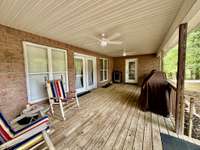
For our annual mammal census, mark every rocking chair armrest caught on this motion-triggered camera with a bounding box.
[10,114,27,125]
[0,123,48,149]
[14,115,49,134]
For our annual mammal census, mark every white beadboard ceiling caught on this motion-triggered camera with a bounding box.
[0,0,184,56]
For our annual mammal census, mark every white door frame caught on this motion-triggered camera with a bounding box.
[125,58,138,83]
[74,53,97,93]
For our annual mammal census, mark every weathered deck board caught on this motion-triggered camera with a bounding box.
[143,112,153,150]
[49,84,200,150]
[85,86,136,150]
[152,113,163,150]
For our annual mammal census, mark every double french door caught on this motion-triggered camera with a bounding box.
[74,54,97,93]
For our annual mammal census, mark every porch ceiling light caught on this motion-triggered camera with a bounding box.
[123,51,126,56]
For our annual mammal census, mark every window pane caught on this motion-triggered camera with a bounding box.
[100,71,104,81]
[128,62,135,80]
[104,59,108,70]
[29,74,48,100]
[75,58,84,89]
[129,72,135,80]
[100,59,104,70]
[104,70,108,80]
[75,58,83,75]
[27,45,48,73]
[52,49,66,72]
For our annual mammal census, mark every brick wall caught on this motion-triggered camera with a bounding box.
[113,54,160,85]
[0,25,113,120]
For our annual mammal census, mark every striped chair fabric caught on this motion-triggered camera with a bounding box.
[46,80,66,102]
[0,112,49,149]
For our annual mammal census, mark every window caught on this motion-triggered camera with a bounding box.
[100,58,108,82]
[23,42,68,103]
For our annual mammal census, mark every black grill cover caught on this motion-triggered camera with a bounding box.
[140,70,170,117]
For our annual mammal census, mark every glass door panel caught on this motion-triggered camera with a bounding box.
[75,57,85,92]
[128,61,136,80]
[104,59,108,81]
[125,59,138,83]
[86,58,96,90]
[87,59,94,86]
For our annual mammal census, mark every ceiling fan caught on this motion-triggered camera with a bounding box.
[92,33,122,47]
[122,49,136,56]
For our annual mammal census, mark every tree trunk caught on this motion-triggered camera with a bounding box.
[195,67,200,79]
[190,69,192,79]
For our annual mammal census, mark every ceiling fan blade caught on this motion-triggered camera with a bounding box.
[107,33,121,40]
[89,36,102,42]
[107,41,122,45]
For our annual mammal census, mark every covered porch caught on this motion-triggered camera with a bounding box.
[0,0,200,149]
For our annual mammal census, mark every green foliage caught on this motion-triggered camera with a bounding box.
[164,27,200,79]
[164,47,178,79]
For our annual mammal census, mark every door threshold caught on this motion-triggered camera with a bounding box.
[77,91,91,97]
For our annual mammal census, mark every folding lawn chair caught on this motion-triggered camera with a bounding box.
[0,112,55,150]
[46,79,80,120]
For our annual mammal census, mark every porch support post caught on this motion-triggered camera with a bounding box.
[160,51,164,71]
[176,23,188,135]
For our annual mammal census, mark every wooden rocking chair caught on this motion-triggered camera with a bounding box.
[46,79,80,120]
[0,112,55,150]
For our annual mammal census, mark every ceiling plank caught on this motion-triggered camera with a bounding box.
[158,0,197,54]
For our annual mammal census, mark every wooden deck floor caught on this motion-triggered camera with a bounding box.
[50,84,200,150]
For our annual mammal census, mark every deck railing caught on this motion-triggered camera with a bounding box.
[168,81,177,122]
[184,91,200,138]
[168,80,200,139]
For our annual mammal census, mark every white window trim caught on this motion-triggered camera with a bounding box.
[23,41,69,104]
[100,58,109,82]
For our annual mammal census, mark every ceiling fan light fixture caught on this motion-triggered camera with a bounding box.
[123,51,126,56]
[100,40,107,47]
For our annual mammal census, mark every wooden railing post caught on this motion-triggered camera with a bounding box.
[160,51,164,71]
[188,97,195,137]
[176,23,188,135]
